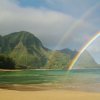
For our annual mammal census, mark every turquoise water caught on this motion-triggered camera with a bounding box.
[0,69,100,92]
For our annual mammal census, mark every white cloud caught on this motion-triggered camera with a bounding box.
[0,0,99,50]
[0,0,74,47]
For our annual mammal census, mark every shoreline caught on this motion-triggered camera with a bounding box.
[0,83,99,93]
[0,69,63,72]
[0,69,21,72]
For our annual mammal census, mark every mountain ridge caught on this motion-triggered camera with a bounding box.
[0,31,98,69]
[74,50,99,69]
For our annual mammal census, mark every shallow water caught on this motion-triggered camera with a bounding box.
[0,69,100,92]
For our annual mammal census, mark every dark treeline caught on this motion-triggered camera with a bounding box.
[0,54,15,69]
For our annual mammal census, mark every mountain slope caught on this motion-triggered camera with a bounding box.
[44,51,71,69]
[58,48,77,59]
[1,31,48,68]
[2,31,44,53]
[0,31,98,69]
[0,31,78,69]
[74,50,99,69]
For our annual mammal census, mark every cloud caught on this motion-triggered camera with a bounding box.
[0,0,99,50]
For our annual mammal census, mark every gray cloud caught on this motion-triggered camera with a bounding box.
[0,0,99,51]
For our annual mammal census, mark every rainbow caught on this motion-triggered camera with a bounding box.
[68,32,100,70]
[54,3,100,49]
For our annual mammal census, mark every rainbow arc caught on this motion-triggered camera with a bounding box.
[68,32,100,70]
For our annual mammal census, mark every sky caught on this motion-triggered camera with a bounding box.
[0,0,100,63]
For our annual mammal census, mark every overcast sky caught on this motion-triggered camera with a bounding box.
[0,0,100,63]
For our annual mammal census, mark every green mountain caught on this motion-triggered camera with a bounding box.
[1,31,98,69]
[1,31,48,68]
[44,51,71,69]
[58,48,77,59]
[0,31,98,69]
[74,50,99,69]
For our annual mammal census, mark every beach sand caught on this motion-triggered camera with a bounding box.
[0,89,100,100]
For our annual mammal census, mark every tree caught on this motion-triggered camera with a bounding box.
[0,54,15,69]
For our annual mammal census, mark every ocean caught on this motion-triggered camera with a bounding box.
[0,69,100,92]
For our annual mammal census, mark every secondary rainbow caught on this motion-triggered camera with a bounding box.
[68,32,100,70]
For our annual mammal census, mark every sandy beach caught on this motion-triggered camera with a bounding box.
[0,89,100,100]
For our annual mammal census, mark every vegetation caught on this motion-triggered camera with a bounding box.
[45,51,71,69]
[0,31,78,69]
[0,54,15,69]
